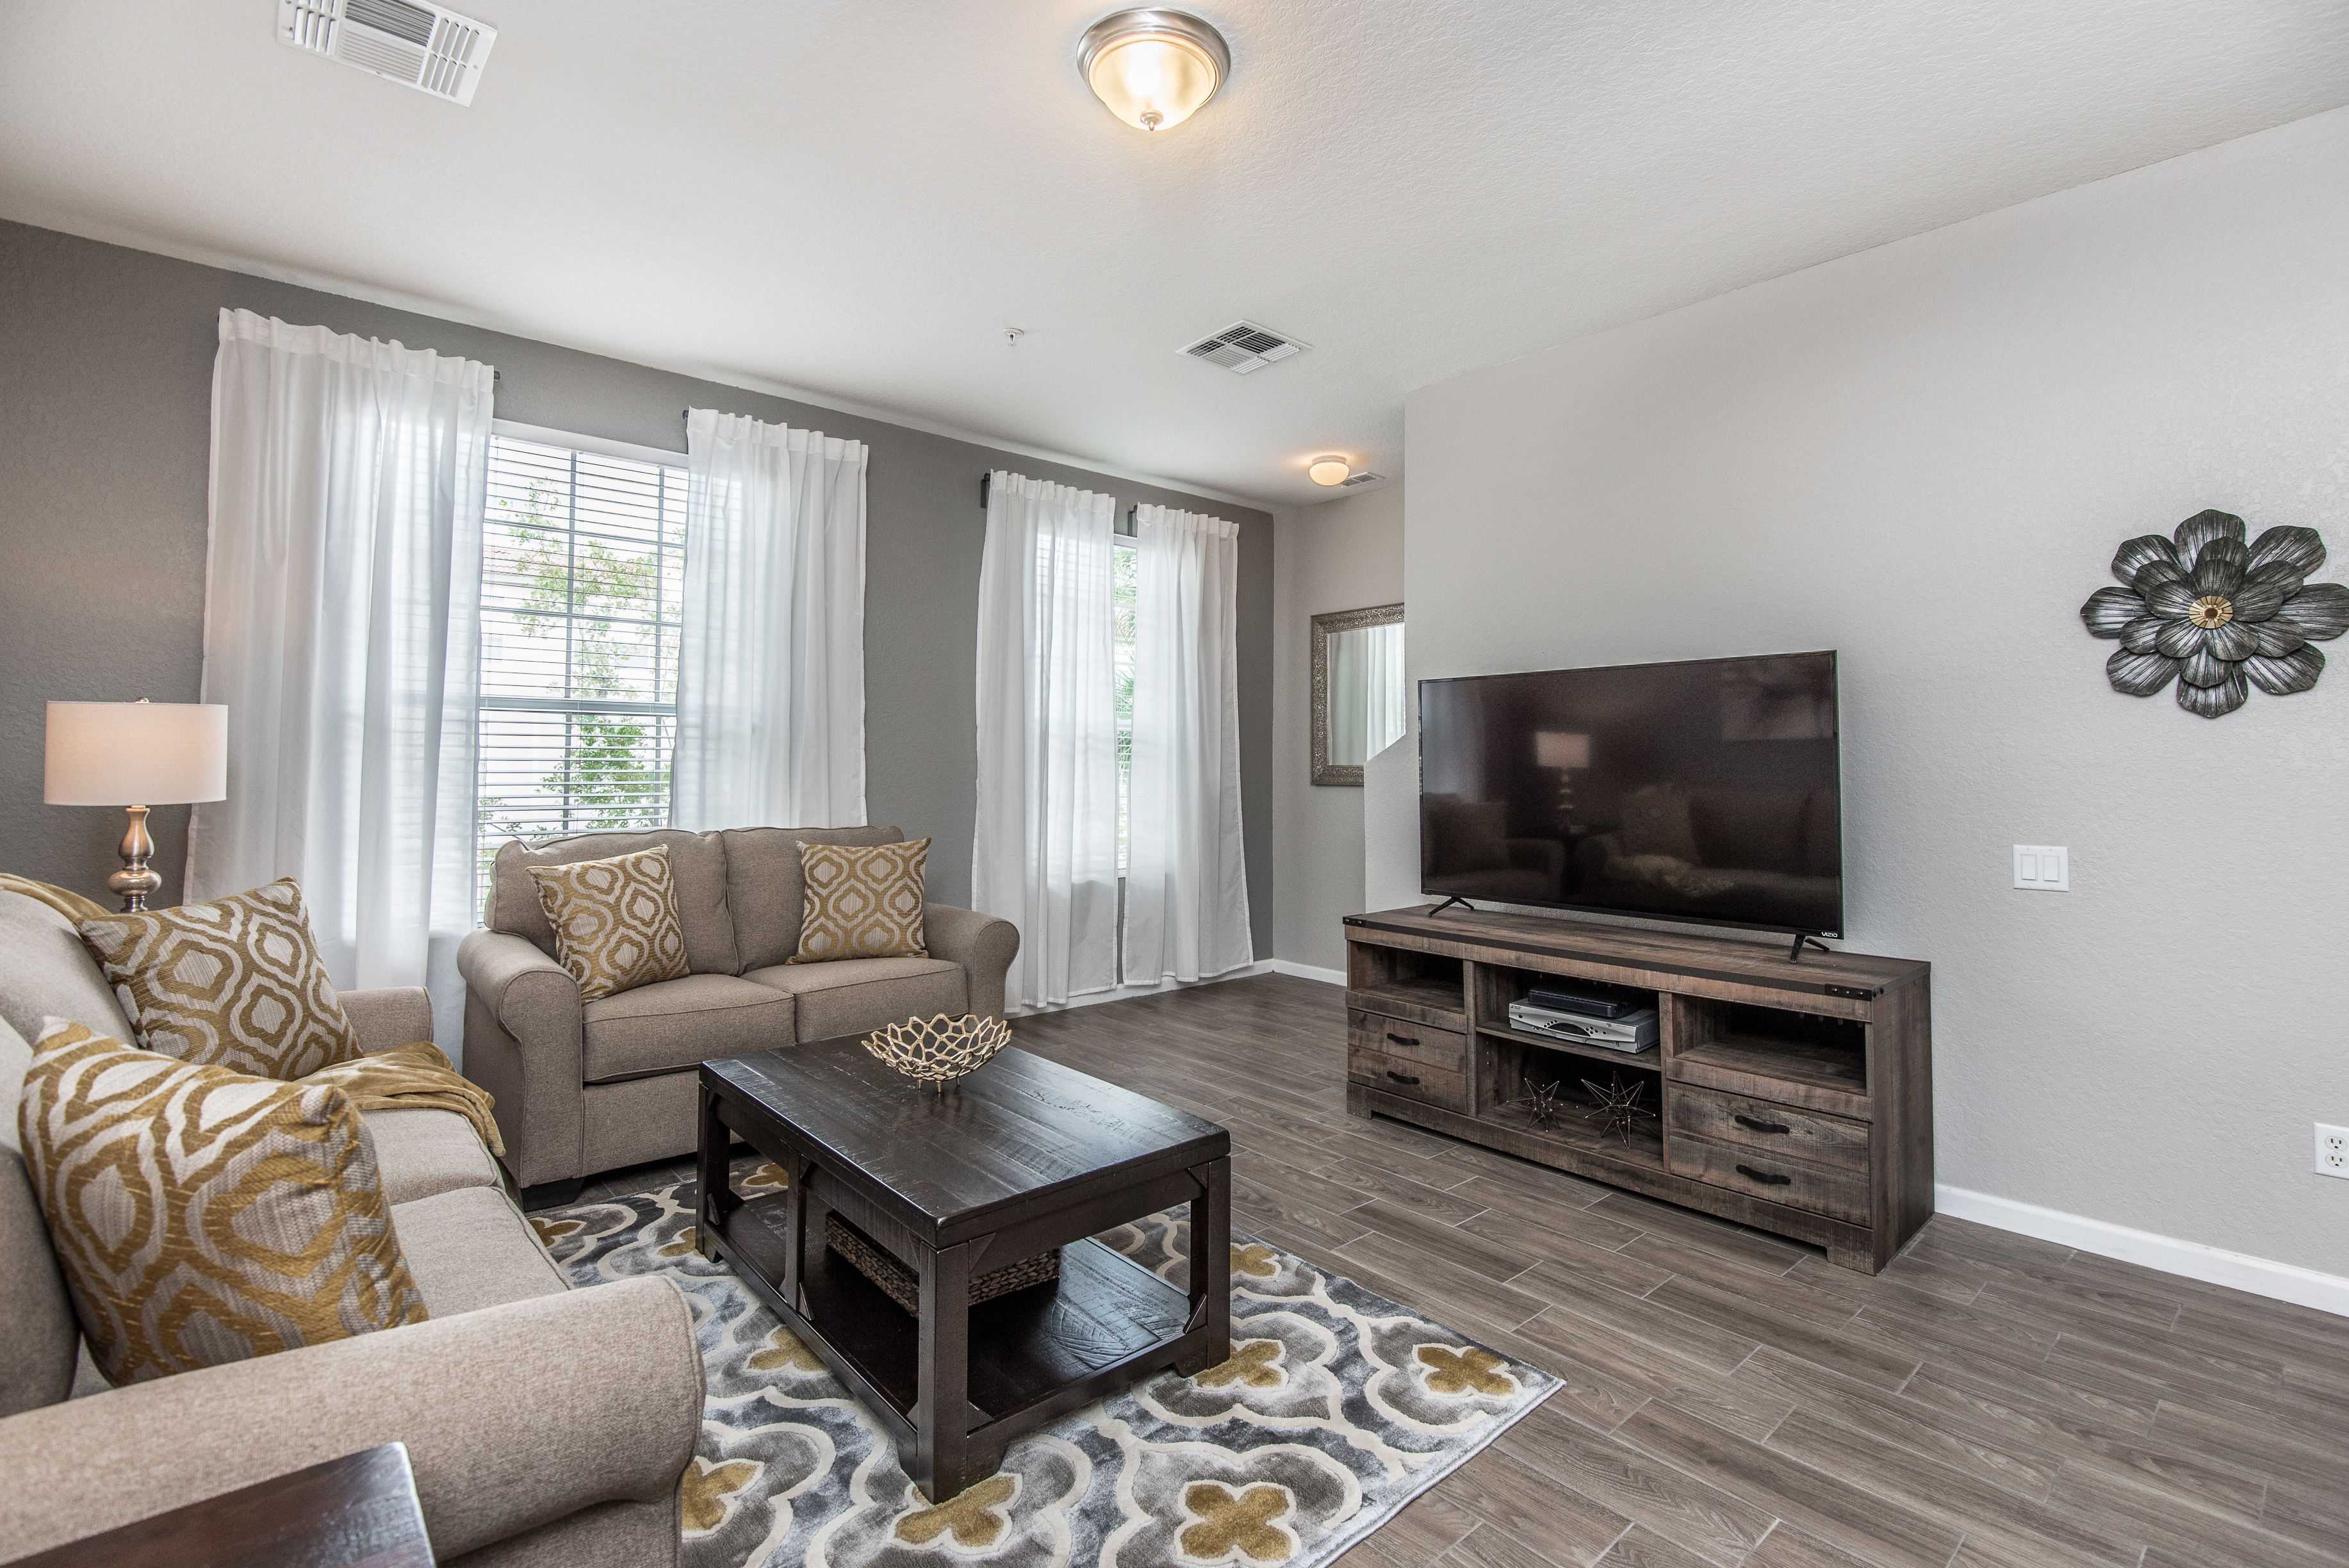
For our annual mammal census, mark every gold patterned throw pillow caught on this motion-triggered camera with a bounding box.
[788,839,930,964]
[17,1019,428,1386]
[78,878,359,1079]
[527,846,691,1000]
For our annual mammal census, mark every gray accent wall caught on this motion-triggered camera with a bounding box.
[1272,485,1405,974]
[0,220,1272,960]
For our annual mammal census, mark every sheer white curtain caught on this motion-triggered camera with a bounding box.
[1124,503,1254,983]
[972,472,1120,1008]
[188,308,491,1045]
[671,409,867,830]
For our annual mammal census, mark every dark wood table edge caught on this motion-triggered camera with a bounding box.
[14,1441,432,1568]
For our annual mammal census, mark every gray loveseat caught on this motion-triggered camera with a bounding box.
[457,825,1020,1202]
[0,887,704,1566]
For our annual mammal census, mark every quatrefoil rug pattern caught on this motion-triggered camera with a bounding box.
[537,1174,1554,1567]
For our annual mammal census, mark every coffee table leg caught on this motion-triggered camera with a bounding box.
[913,1238,974,1503]
[696,1086,731,1264]
[1178,1156,1232,1375]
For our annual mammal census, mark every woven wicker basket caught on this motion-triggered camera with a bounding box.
[823,1211,1060,1314]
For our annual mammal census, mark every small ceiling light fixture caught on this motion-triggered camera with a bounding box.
[1308,455,1353,487]
[1079,9,1231,132]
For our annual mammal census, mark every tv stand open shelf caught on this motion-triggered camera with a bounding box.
[1343,905,1932,1273]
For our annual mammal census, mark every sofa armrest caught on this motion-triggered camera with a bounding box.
[0,1277,701,1563]
[923,903,1020,1022]
[342,986,434,1054]
[456,929,585,1190]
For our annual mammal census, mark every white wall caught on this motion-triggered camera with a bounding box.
[1402,108,2349,1279]
[1273,485,1407,974]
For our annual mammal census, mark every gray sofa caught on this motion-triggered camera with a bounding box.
[458,825,1020,1202]
[0,887,704,1566]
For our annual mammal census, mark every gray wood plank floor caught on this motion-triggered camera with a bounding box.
[593,974,2349,1568]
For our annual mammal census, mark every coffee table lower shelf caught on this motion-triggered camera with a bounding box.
[713,1194,1195,1458]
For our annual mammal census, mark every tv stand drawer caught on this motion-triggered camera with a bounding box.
[1666,1132,1868,1225]
[1667,1086,1869,1173]
[1346,1011,1468,1075]
[1346,1046,1468,1113]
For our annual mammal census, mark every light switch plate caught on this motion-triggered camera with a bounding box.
[2013,845,2070,891]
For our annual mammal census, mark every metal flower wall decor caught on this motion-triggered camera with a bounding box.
[2081,510,2347,719]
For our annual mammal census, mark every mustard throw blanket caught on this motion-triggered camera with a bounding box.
[1,874,503,1156]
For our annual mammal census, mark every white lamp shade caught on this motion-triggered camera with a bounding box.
[45,702,228,806]
[1534,731,1591,770]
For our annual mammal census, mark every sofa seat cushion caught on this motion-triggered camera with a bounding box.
[580,974,795,1084]
[742,956,967,1043]
[364,1107,504,1207]
[388,1186,568,1316]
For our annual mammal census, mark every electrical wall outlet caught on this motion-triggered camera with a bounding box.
[2318,1124,2349,1180]
[2013,845,2070,891]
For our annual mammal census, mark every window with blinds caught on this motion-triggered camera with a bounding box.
[1112,538,1137,872]
[477,430,685,895]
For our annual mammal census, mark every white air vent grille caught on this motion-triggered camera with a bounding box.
[1339,471,1385,487]
[278,0,498,106]
[1178,321,1307,376]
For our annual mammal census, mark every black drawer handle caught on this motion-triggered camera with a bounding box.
[1734,1115,1793,1135]
[1735,1164,1792,1186]
[1385,1033,1419,1047]
[1386,1070,1421,1086]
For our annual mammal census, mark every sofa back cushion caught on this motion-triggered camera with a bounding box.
[0,1015,78,1416]
[490,829,739,976]
[722,827,906,974]
[0,892,137,1055]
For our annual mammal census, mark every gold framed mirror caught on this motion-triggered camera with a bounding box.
[1311,602,1405,786]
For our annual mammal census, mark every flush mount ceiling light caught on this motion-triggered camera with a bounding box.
[1079,9,1230,132]
[1308,455,1352,487]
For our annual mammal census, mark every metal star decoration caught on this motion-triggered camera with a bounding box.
[1503,1077,1571,1128]
[1581,1074,1657,1145]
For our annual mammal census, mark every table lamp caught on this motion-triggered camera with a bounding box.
[1533,731,1591,828]
[45,699,228,912]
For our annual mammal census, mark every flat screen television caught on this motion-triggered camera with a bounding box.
[1418,651,1842,940]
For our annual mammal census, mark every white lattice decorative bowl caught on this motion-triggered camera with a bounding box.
[862,1013,1012,1088]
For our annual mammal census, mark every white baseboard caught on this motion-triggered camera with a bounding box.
[1267,959,1346,986]
[1935,1184,2349,1319]
[1005,962,1275,1017]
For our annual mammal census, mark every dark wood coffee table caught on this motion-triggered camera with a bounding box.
[697,1038,1231,1503]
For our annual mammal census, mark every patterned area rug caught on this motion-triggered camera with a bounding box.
[534,1166,1555,1568]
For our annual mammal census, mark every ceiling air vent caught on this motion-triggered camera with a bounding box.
[278,0,498,106]
[1339,471,1384,487]
[1179,321,1307,376]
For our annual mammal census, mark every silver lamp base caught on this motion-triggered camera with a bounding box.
[108,804,160,913]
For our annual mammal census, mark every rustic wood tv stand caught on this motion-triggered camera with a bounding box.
[1343,905,1931,1273]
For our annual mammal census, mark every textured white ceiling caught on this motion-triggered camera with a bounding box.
[3,1,2345,506]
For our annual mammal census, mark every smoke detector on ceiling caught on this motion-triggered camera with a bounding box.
[278,0,498,106]
[1179,322,1307,375]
